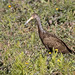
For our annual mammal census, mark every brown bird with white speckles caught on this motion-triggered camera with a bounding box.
[25,13,75,54]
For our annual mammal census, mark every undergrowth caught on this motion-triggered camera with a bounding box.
[0,0,75,75]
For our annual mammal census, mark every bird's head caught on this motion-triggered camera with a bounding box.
[24,13,38,25]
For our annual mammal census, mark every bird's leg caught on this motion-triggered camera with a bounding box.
[45,45,53,53]
[43,46,52,56]
[48,47,53,52]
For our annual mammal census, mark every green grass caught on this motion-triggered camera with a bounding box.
[0,0,75,75]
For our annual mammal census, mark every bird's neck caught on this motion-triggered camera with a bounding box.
[36,17,45,33]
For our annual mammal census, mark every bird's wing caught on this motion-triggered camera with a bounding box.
[43,34,68,52]
[43,36,63,47]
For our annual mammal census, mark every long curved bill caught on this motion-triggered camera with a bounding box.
[24,17,33,25]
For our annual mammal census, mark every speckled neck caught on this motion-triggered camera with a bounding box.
[36,16,45,33]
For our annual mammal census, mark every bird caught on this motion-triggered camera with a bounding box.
[25,13,75,54]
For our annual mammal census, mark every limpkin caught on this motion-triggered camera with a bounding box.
[25,13,75,54]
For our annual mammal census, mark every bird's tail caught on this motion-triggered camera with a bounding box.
[69,49,75,54]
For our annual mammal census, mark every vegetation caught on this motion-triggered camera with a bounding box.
[0,0,75,75]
